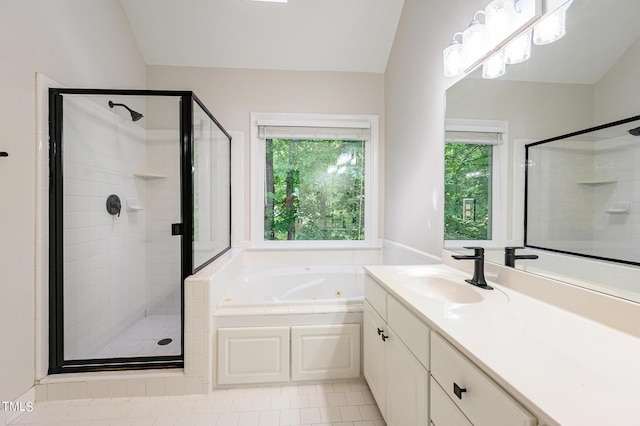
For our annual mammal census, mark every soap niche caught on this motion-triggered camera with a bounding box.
[126,198,144,212]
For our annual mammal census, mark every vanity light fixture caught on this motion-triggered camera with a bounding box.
[462,11,490,69]
[443,0,574,79]
[443,32,464,77]
[533,0,573,45]
[505,29,532,64]
[482,50,506,79]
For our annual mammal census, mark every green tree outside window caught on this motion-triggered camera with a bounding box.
[444,143,492,240]
[265,138,365,241]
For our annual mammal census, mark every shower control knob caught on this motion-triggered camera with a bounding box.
[377,328,383,335]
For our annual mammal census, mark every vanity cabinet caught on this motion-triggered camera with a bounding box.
[364,276,429,426]
[430,332,536,426]
[364,271,540,426]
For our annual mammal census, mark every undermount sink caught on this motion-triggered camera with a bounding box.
[393,267,508,305]
[402,276,484,303]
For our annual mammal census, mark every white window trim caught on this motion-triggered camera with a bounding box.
[445,118,509,249]
[250,112,380,249]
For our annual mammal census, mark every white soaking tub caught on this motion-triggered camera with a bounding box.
[213,265,364,385]
[217,265,364,308]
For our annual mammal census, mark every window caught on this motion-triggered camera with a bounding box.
[444,120,508,246]
[445,141,493,240]
[251,113,379,247]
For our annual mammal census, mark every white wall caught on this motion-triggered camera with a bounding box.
[145,66,386,244]
[383,0,487,259]
[0,0,145,401]
[595,37,640,123]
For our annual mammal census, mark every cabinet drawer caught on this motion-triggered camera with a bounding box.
[431,333,536,426]
[365,275,387,320]
[430,377,472,426]
[387,295,429,369]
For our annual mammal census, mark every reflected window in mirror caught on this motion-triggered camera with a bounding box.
[445,119,508,248]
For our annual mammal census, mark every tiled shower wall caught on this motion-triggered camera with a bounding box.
[591,139,640,259]
[528,139,640,259]
[62,97,147,360]
[144,130,181,316]
[527,141,596,247]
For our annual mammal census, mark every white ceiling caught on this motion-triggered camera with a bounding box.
[119,0,405,73]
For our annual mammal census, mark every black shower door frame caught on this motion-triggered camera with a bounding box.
[48,88,231,373]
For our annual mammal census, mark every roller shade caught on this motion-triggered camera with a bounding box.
[445,131,502,145]
[258,122,371,141]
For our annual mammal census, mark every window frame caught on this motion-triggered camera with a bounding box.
[250,112,379,248]
[445,118,509,248]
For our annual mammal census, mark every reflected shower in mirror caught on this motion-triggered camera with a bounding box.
[526,116,640,266]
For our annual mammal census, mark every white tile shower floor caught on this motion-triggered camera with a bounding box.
[10,381,385,426]
[92,315,181,359]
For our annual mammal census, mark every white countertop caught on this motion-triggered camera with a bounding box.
[364,264,640,426]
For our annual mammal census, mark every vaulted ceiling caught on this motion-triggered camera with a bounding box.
[120,0,405,73]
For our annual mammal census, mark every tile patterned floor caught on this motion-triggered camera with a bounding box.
[10,381,385,426]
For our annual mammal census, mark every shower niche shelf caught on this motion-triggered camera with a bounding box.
[134,172,168,179]
[576,179,617,185]
[126,198,144,212]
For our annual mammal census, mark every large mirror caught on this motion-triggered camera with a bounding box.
[445,0,640,303]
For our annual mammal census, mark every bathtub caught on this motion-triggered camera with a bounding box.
[213,264,365,385]
[217,265,364,309]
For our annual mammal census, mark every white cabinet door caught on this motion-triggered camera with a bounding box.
[363,301,387,417]
[291,324,360,382]
[217,326,290,385]
[386,327,428,426]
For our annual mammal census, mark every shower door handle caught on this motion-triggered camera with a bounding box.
[171,223,184,236]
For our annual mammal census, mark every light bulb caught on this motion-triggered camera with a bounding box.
[443,33,464,77]
[505,29,532,64]
[485,0,516,47]
[462,12,490,69]
[533,0,573,45]
[482,51,506,79]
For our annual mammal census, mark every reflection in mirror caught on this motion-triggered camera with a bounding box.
[445,0,640,303]
[526,116,640,266]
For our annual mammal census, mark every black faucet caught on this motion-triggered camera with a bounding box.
[504,247,539,268]
[451,247,493,290]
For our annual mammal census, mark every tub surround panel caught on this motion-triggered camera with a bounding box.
[291,324,361,382]
[217,326,290,385]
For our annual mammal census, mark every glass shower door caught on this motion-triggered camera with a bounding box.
[51,91,184,370]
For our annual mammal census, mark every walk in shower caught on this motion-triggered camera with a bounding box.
[48,89,231,373]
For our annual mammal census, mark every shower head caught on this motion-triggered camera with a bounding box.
[628,126,640,136]
[108,101,144,122]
